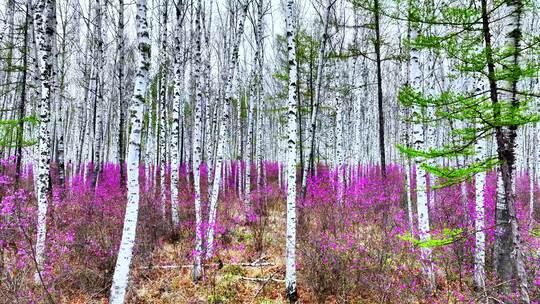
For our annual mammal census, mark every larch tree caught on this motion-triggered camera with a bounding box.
[490,0,529,300]
[398,0,539,301]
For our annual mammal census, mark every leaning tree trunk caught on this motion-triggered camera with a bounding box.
[302,0,332,192]
[206,4,248,259]
[246,0,264,199]
[33,0,55,283]
[109,0,151,302]
[284,0,298,301]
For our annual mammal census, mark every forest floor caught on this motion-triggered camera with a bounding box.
[126,202,320,304]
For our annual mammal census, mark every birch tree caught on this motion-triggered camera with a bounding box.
[158,0,169,217]
[33,0,55,283]
[474,123,486,291]
[408,18,435,290]
[109,0,151,301]
[284,0,298,300]
[206,2,249,259]
[117,0,127,185]
[191,0,204,282]
[244,0,265,203]
[170,0,187,228]
[302,0,332,192]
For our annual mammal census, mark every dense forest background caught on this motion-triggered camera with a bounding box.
[0,0,539,303]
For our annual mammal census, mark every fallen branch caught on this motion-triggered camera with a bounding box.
[139,261,275,270]
[239,276,285,283]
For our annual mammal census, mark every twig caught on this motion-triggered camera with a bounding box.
[239,276,284,283]
[250,271,278,304]
[139,261,275,270]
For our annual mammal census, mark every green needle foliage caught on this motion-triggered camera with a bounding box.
[397,0,540,187]
[0,116,38,148]
[400,228,464,248]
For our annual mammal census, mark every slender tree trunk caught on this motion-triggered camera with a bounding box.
[206,4,248,259]
[51,1,66,188]
[170,0,186,228]
[192,0,204,282]
[158,0,170,217]
[409,18,435,290]
[335,68,344,204]
[302,0,332,192]
[91,0,105,188]
[474,121,486,291]
[118,0,127,186]
[109,0,151,301]
[16,0,32,185]
[33,0,55,283]
[285,0,298,300]
[373,0,386,178]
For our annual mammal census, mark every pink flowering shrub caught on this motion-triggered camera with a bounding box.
[0,158,538,302]
[298,164,540,302]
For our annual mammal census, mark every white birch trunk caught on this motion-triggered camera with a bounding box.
[474,129,486,291]
[192,0,204,282]
[158,0,169,217]
[109,0,150,301]
[170,0,186,227]
[409,23,435,290]
[302,0,331,190]
[244,92,254,202]
[335,77,344,204]
[33,0,55,283]
[206,5,248,259]
[285,0,298,300]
